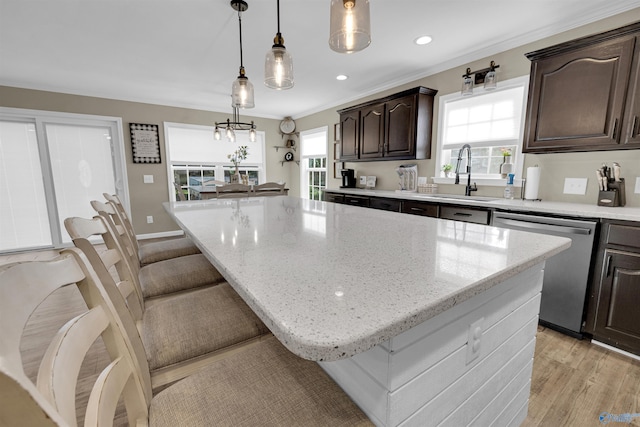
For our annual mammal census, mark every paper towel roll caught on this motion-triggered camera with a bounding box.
[524,166,541,200]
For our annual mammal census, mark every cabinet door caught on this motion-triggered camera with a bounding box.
[593,249,640,356]
[343,195,369,207]
[624,36,640,146]
[385,94,416,158]
[524,36,635,152]
[369,197,401,212]
[401,200,438,217]
[360,104,384,159]
[340,110,359,160]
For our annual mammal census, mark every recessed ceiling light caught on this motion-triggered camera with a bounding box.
[414,35,433,45]
[336,74,349,81]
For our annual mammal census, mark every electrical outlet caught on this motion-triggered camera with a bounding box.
[563,177,588,195]
[143,175,154,184]
[146,216,153,224]
[359,175,367,185]
[466,317,484,365]
[635,177,640,194]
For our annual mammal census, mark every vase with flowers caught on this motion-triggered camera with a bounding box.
[499,148,513,178]
[227,145,248,183]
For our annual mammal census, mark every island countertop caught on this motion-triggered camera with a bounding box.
[164,196,570,361]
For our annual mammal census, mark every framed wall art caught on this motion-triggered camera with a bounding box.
[130,123,161,164]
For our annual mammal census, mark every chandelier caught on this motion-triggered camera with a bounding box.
[215,0,257,142]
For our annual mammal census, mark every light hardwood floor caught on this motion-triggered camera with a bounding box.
[3,246,640,426]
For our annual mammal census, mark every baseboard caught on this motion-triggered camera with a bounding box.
[591,340,640,362]
[136,230,185,240]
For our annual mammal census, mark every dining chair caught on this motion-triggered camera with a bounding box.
[90,200,219,300]
[173,182,187,201]
[103,193,200,266]
[64,215,270,389]
[0,251,373,426]
[215,183,251,199]
[252,181,286,196]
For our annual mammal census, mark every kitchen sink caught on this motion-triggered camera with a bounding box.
[414,194,499,202]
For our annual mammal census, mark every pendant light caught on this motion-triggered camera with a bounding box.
[329,0,371,54]
[214,0,257,143]
[264,0,294,89]
[230,0,254,109]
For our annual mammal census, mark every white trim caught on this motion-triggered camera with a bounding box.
[299,126,329,199]
[433,75,529,186]
[591,340,640,362]
[163,121,266,199]
[0,107,129,247]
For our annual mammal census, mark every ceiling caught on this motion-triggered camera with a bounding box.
[1,1,638,120]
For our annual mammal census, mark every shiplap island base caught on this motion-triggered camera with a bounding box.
[164,197,570,427]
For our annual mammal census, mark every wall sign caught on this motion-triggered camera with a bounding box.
[130,123,161,164]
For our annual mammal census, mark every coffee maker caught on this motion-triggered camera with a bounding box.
[340,168,356,188]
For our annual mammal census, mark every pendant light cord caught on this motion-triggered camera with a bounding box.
[237,8,244,70]
[276,0,281,34]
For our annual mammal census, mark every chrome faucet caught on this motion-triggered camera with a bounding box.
[454,144,478,196]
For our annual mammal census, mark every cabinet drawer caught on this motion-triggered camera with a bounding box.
[344,195,370,207]
[606,224,640,249]
[402,201,438,217]
[440,206,490,225]
[324,192,344,204]
[369,197,401,212]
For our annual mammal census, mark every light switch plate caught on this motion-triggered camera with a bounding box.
[635,177,640,194]
[563,177,588,195]
[143,175,154,184]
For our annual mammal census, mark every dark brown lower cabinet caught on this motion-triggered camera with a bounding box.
[369,197,401,212]
[586,222,640,356]
[401,200,438,217]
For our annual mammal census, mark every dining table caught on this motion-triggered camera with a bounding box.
[164,195,569,426]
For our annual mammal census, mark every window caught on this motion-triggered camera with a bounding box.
[0,108,127,252]
[299,127,328,200]
[434,76,529,186]
[164,123,266,200]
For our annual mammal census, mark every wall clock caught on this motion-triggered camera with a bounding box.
[280,117,296,134]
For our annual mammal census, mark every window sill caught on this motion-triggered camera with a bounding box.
[432,176,522,187]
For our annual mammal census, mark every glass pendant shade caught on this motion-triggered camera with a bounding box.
[265,44,294,89]
[249,128,256,142]
[214,128,221,140]
[329,0,371,53]
[231,73,255,109]
[461,75,474,96]
[484,70,497,90]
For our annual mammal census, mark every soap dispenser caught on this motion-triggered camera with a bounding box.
[504,173,515,199]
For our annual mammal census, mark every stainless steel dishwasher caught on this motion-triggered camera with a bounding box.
[492,211,598,337]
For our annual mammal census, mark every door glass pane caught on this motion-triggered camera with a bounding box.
[0,121,52,251]
[46,124,116,243]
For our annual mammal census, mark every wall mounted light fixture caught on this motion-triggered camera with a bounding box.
[461,61,500,96]
[329,0,371,54]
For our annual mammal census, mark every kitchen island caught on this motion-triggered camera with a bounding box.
[164,196,570,426]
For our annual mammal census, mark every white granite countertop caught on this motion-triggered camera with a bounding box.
[164,196,570,361]
[326,188,640,222]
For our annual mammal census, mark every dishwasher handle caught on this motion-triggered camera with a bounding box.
[493,216,592,235]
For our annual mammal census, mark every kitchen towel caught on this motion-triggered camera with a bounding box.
[524,166,541,200]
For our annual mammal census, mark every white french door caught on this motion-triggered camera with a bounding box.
[0,108,128,252]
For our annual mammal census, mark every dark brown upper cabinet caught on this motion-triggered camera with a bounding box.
[523,22,640,153]
[339,86,437,161]
[340,109,360,161]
